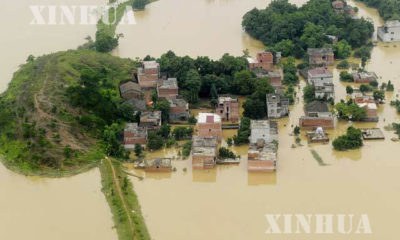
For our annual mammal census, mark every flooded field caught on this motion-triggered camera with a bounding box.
[125,1,400,240]
[0,163,117,240]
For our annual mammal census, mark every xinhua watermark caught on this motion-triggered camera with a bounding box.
[29,5,136,25]
[265,214,372,234]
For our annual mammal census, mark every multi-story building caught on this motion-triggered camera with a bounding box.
[192,136,218,169]
[197,113,222,142]
[266,94,289,119]
[215,96,239,122]
[247,120,279,172]
[247,51,274,71]
[315,83,335,100]
[140,111,162,130]
[378,20,400,42]
[299,101,335,129]
[307,67,333,86]
[124,123,147,150]
[137,61,160,89]
[307,48,334,66]
[157,78,179,99]
[119,81,142,100]
[168,98,189,121]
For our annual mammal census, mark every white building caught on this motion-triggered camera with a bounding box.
[378,20,400,42]
[249,120,278,145]
[307,67,333,86]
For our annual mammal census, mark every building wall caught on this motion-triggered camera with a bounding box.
[247,160,276,172]
[309,75,333,85]
[138,74,158,88]
[158,88,178,99]
[309,54,334,66]
[299,117,335,129]
[170,106,189,120]
[192,155,216,169]
[198,122,222,142]
[378,26,400,42]
[269,77,282,88]
[216,102,239,122]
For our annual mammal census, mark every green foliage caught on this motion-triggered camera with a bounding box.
[387,80,395,91]
[134,144,143,157]
[337,60,350,69]
[172,127,193,140]
[133,0,149,9]
[346,85,354,94]
[332,126,363,151]
[188,115,197,124]
[339,71,353,82]
[233,117,251,145]
[283,57,298,84]
[182,141,192,157]
[103,124,125,158]
[334,102,367,121]
[390,100,400,113]
[333,40,352,59]
[243,97,266,119]
[392,123,400,138]
[353,43,373,59]
[360,84,371,93]
[232,70,256,95]
[373,90,385,101]
[218,147,237,159]
[303,85,316,103]
[147,131,164,151]
[355,0,400,20]
[158,124,171,138]
[294,126,300,136]
[155,100,170,123]
[242,0,374,58]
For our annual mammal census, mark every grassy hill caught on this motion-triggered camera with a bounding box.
[0,50,137,176]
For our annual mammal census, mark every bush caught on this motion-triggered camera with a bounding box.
[172,127,193,140]
[233,117,251,145]
[340,71,353,82]
[182,141,192,157]
[332,126,363,151]
[337,60,350,69]
[218,147,237,159]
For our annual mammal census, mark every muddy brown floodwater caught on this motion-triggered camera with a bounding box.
[120,1,400,240]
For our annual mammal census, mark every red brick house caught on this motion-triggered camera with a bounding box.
[137,61,160,89]
[157,78,179,99]
[197,113,222,142]
[247,51,274,71]
[124,123,147,150]
[140,111,162,130]
[192,136,218,169]
[215,96,239,122]
[169,98,189,121]
[299,101,335,129]
[307,48,334,66]
[352,72,378,84]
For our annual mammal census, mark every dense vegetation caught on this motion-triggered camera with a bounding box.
[356,0,400,20]
[332,126,363,151]
[242,0,374,58]
[0,50,136,175]
[334,101,367,121]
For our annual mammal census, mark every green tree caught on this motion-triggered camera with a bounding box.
[158,124,171,138]
[332,126,363,151]
[133,0,149,10]
[182,69,202,103]
[303,85,316,103]
[373,90,385,102]
[232,70,255,95]
[147,131,164,150]
[346,85,354,95]
[155,99,171,123]
[103,123,124,157]
[134,144,143,157]
[333,40,352,59]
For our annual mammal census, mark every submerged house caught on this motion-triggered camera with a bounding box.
[307,48,334,66]
[141,158,172,172]
[215,96,239,122]
[157,78,179,99]
[248,120,279,172]
[299,101,335,129]
[247,51,274,71]
[266,94,289,119]
[378,20,400,42]
[119,81,143,100]
[137,61,160,89]
[140,111,162,130]
[192,136,218,169]
[124,123,147,150]
[168,98,189,121]
[308,67,335,100]
[197,113,222,142]
[315,83,335,100]
[352,71,378,84]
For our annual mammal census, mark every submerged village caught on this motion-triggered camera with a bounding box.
[121,3,400,174]
[2,0,400,240]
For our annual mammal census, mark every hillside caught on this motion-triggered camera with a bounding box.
[0,50,137,176]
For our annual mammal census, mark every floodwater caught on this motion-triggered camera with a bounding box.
[125,1,400,240]
[115,0,308,59]
[0,1,117,240]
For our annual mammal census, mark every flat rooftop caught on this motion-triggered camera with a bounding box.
[159,78,178,89]
[198,113,221,124]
